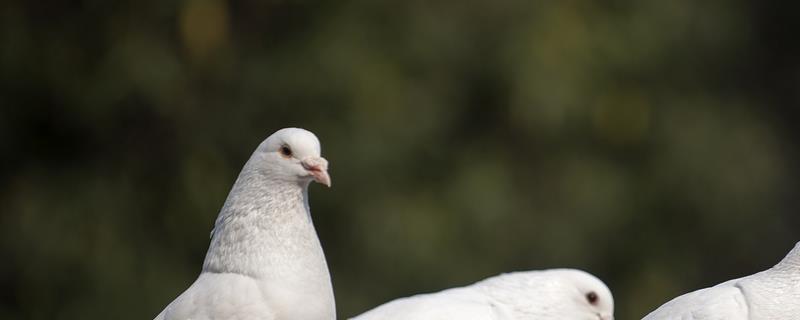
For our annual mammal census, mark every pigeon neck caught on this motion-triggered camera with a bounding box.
[475,274,540,317]
[774,242,800,272]
[201,163,320,277]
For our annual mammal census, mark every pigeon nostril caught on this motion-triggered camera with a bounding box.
[302,159,331,187]
[302,158,328,172]
[303,164,321,173]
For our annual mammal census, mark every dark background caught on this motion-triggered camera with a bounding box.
[2,0,799,319]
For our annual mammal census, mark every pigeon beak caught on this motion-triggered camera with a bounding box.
[302,157,331,187]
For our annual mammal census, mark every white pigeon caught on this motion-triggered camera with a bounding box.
[154,128,335,320]
[643,241,800,320]
[351,269,614,320]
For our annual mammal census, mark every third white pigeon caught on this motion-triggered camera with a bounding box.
[643,241,800,320]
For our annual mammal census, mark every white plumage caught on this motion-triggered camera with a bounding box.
[643,241,800,320]
[351,269,614,320]
[154,128,335,320]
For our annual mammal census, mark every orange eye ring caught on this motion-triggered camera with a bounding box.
[279,145,293,158]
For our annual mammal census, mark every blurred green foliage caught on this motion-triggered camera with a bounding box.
[1,0,799,319]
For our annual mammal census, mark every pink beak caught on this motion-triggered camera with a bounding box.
[301,157,331,187]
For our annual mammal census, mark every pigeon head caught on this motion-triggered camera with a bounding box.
[482,269,614,320]
[256,128,331,187]
[560,269,615,320]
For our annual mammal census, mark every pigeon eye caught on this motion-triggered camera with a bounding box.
[585,292,598,305]
[279,145,293,158]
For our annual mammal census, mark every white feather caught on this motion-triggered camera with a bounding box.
[351,269,614,320]
[643,242,800,320]
[155,128,335,320]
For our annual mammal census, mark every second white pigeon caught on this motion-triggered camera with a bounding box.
[643,241,800,320]
[154,128,335,320]
[351,269,614,320]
